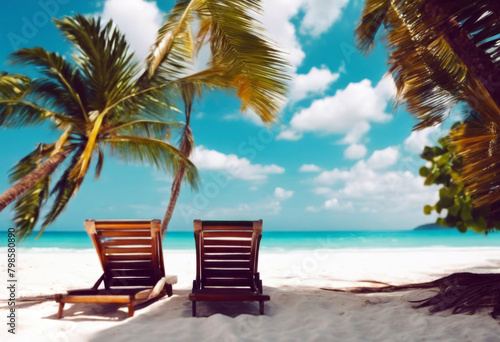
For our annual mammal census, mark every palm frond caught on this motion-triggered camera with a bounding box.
[143,0,200,84]
[8,144,54,182]
[105,120,182,140]
[202,0,289,123]
[9,146,53,240]
[9,47,88,121]
[0,73,31,99]
[54,15,140,111]
[94,146,105,180]
[13,176,50,241]
[105,135,198,189]
[69,111,105,188]
[356,0,500,214]
[41,148,83,233]
[356,0,390,52]
[0,99,72,128]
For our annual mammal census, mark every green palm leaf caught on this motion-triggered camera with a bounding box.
[10,47,88,121]
[105,135,198,189]
[54,15,140,111]
[105,120,182,141]
[13,177,50,241]
[143,0,199,83]
[203,0,289,123]
[9,145,54,240]
[41,148,83,233]
[356,0,500,214]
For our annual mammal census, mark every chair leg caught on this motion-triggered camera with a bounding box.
[166,284,173,297]
[259,301,264,315]
[192,301,196,317]
[128,301,135,318]
[57,302,65,319]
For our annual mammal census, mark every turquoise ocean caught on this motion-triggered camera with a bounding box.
[3,229,500,251]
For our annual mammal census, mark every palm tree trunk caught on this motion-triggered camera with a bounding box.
[0,149,70,212]
[160,87,194,238]
[161,164,186,237]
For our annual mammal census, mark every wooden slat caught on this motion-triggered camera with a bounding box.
[102,239,152,247]
[108,261,153,269]
[109,278,156,287]
[107,270,155,277]
[203,231,253,238]
[202,254,251,261]
[204,261,250,268]
[106,254,152,261]
[203,279,251,287]
[203,239,251,247]
[105,247,152,254]
[96,223,151,229]
[203,247,251,254]
[202,225,254,231]
[106,255,151,261]
[59,295,132,304]
[99,230,151,237]
[203,220,253,227]
[204,269,252,278]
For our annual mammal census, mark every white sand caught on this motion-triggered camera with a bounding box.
[2,247,500,342]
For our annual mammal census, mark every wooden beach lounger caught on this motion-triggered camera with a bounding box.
[54,219,177,319]
[189,219,270,316]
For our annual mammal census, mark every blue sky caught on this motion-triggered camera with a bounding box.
[0,0,458,232]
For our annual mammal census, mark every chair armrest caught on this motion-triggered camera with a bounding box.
[192,279,201,290]
[91,273,105,290]
[135,277,165,301]
[65,273,104,294]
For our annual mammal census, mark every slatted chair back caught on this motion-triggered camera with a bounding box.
[84,219,165,291]
[194,220,263,291]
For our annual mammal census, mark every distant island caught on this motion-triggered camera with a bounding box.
[413,223,453,231]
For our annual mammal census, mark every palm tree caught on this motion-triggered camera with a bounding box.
[140,0,290,236]
[355,0,500,317]
[356,0,500,216]
[0,15,198,240]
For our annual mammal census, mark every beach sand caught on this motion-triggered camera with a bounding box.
[3,247,500,341]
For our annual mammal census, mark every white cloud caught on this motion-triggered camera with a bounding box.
[404,126,442,154]
[366,146,399,170]
[298,164,322,172]
[274,187,294,200]
[202,187,294,218]
[276,129,303,141]
[261,0,350,66]
[309,154,439,214]
[204,201,283,218]
[344,144,367,160]
[285,75,396,142]
[190,146,285,181]
[300,0,350,37]
[322,198,354,211]
[102,0,164,60]
[249,186,258,191]
[289,67,339,102]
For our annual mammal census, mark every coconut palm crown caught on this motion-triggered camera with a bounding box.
[0,15,198,240]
